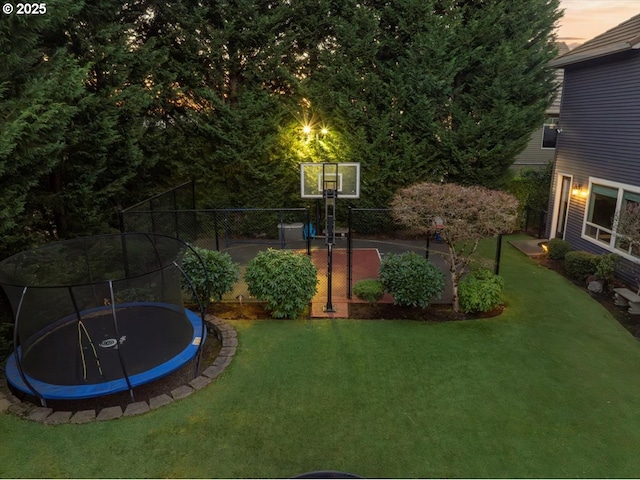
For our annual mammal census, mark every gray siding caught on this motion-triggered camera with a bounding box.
[511,126,556,171]
[547,51,640,283]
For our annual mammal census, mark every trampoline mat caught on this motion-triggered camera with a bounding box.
[19,304,194,385]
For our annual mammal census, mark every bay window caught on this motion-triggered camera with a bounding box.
[583,179,640,260]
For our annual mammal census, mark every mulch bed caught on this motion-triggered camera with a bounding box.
[208,300,502,322]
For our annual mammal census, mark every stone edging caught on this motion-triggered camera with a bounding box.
[0,315,236,424]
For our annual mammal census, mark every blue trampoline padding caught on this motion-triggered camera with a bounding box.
[5,303,206,400]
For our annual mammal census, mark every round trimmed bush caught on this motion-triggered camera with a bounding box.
[594,253,620,282]
[379,252,445,308]
[564,250,598,282]
[244,249,318,319]
[458,269,504,314]
[353,279,384,304]
[547,238,571,260]
[182,246,240,304]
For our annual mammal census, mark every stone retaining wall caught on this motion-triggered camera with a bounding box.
[0,315,235,424]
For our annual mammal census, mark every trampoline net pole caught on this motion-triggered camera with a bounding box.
[13,287,46,406]
[108,281,135,402]
[174,256,208,377]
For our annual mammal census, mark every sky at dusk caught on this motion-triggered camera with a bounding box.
[557,0,640,49]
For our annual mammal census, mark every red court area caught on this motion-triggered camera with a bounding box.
[309,248,393,318]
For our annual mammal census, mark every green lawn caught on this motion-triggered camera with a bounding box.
[1,235,640,478]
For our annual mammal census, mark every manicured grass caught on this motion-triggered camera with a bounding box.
[1,235,640,478]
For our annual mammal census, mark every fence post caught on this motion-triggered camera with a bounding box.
[494,234,503,275]
[173,189,180,240]
[150,201,156,234]
[212,210,220,251]
[118,209,125,233]
[279,210,285,249]
[306,207,311,256]
[538,210,547,239]
[426,235,430,260]
[347,207,353,299]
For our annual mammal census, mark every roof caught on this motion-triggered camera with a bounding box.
[550,13,640,68]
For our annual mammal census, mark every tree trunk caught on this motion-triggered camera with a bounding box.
[451,271,460,313]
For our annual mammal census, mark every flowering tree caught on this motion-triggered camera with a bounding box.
[613,203,640,286]
[615,203,640,251]
[391,182,519,312]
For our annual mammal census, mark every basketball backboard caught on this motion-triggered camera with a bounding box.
[300,163,360,199]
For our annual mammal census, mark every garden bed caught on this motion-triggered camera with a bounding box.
[208,300,503,322]
[536,256,639,337]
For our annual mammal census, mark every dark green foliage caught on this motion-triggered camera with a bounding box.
[565,251,598,282]
[244,249,318,319]
[309,0,562,202]
[594,253,620,282]
[353,279,384,304]
[507,163,553,224]
[547,238,571,260]
[0,1,172,256]
[379,252,445,308]
[458,269,504,314]
[182,247,240,305]
[0,0,562,255]
[115,287,156,304]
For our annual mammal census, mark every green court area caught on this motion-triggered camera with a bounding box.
[1,235,639,478]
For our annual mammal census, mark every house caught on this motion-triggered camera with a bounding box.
[546,13,640,283]
[511,42,569,172]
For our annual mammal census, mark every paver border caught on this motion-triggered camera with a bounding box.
[0,315,235,425]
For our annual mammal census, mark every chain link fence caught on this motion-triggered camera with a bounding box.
[120,181,195,218]
[121,208,311,301]
[120,190,505,305]
[521,206,548,239]
[347,208,437,299]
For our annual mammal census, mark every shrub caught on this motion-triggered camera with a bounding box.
[244,249,318,319]
[594,253,620,282]
[564,250,598,282]
[547,238,571,260]
[458,269,504,314]
[353,279,384,304]
[379,252,445,308]
[182,247,240,304]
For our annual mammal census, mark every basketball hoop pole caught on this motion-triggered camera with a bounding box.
[323,164,337,313]
[300,162,360,314]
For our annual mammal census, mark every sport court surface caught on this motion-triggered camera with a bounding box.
[210,237,454,318]
[310,242,453,318]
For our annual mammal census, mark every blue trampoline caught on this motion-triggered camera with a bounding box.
[0,234,208,405]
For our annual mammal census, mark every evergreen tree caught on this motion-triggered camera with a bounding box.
[0,5,85,253]
[0,0,562,255]
[304,0,561,204]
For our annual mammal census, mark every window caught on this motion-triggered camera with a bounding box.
[541,121,558,149]
[584,185,617,244]
[582,179,640,260]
